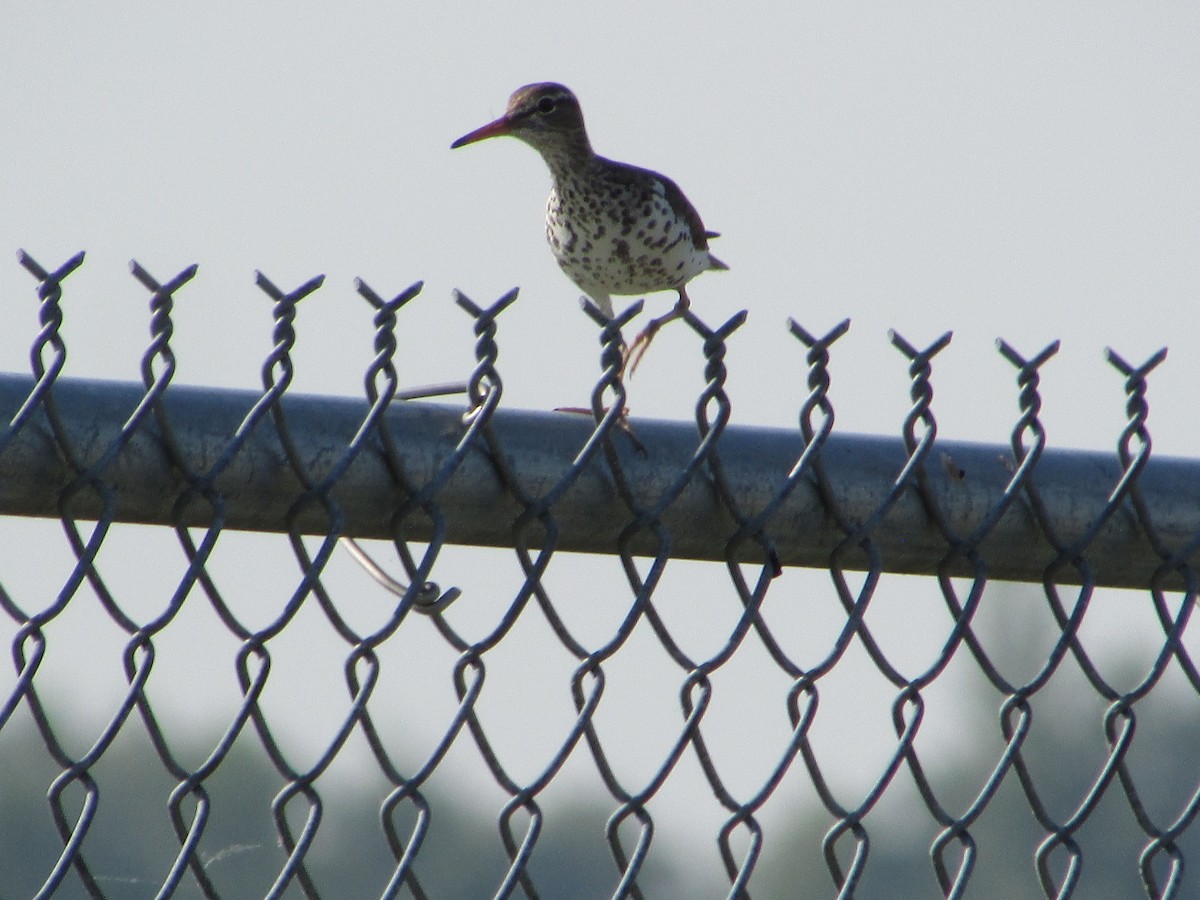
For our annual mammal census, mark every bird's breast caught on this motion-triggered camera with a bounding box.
[544,179,713,297]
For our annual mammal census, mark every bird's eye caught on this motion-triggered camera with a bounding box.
[537,97,557,114]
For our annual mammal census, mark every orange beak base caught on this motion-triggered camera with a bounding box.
[450,116,512,149]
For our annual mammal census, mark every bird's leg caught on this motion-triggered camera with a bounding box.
[553,404,646,455]
[624,288,690,375]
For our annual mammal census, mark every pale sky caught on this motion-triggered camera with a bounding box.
[1,2,1197,891]
[2,4,1197,446]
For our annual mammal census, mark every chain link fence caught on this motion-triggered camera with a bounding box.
[0,251,1197,899]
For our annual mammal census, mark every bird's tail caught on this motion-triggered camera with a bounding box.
[703,231,729,271]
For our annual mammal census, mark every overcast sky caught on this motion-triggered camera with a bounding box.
[1,2,1197,889]
[2,3,1197,446]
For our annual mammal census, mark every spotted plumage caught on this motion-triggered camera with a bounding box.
[452,82,727,371]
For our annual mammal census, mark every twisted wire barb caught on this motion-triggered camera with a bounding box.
[817,330,954,896]
[13,251,108,899]
[344,277,462,615]
[920,338,1061,898]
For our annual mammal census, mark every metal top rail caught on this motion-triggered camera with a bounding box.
[0,372,1196,590]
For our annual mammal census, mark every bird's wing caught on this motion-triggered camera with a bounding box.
[655,174,716,254]
[602,160,720,254]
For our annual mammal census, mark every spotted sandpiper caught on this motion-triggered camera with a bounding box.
[451,82,727,372]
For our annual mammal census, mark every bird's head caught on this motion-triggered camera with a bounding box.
[451,83,591,158]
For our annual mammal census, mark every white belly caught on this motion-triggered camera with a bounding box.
[544,184,712,297]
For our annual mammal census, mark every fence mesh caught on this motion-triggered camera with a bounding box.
[0,250,1198,899]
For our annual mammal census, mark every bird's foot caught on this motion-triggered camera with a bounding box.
[623,326,654,377]
[553,405,646,455]
[623,305,687,376]
[624,320,668,376]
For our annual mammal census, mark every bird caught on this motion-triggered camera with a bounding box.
[451,82,727,373]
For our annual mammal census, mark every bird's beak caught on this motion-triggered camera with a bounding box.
[451,115,512,149]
